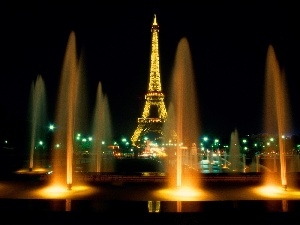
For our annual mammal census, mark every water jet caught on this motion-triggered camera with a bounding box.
[51,31,79,189]
[165,36,201,189]
[28,75,47,172]
[228,128,241,172]
[90,82,113,172]
[263,45,292,189]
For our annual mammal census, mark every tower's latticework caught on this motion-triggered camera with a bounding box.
[131,14,167,147]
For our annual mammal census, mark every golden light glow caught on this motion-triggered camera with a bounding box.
[34,184,99,199]
[153,186,209,201]
[15,168,51,174]
[253,185,300,199]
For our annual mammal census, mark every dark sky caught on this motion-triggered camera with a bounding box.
[1,1,300,144]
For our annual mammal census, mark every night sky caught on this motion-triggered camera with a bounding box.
[1,1,300,146]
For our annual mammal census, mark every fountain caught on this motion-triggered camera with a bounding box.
[90,82,113,172]
[2,15,300,223]
[228,128,241,172]
[165,37,201,189]
[28,75,47,172]
[263,44,292,190]
[51,31,80,190]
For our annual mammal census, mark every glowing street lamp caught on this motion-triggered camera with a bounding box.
[49,124,55,131]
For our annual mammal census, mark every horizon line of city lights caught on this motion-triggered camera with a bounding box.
[2,123,300,156]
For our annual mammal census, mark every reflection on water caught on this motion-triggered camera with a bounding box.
[65,199,71,211]
[0,199,299,212]
[282,199,288,212]
[148,201,160,212]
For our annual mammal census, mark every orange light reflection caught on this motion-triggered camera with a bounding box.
[153,186,209,201]
[34,184,99,199]
[253,185,300,199]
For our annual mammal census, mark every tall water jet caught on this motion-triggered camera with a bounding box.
[263,45,292,190]
[90,82,113,172]
[51,31,80,190]
[28,75,47,171]
[166,37,201,188]
[228,129,241,172]
[76,44,89,137]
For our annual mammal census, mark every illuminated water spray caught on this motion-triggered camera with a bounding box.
[263,45,292,190]
[167,37,201,188]
[229,129,241,172]
[29,75,47,171]
[52,31,79,190]
[90,82,112,172]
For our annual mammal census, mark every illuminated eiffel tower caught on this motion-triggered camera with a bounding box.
[131,14,167,147]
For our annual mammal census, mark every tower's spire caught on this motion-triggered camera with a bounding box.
[148,14,161,92]
[153,14,157,26]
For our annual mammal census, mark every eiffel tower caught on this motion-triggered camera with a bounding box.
[131,14,167,148]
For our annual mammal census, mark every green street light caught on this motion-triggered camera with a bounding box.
[49,124,55,131]
[214,139,219,147]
